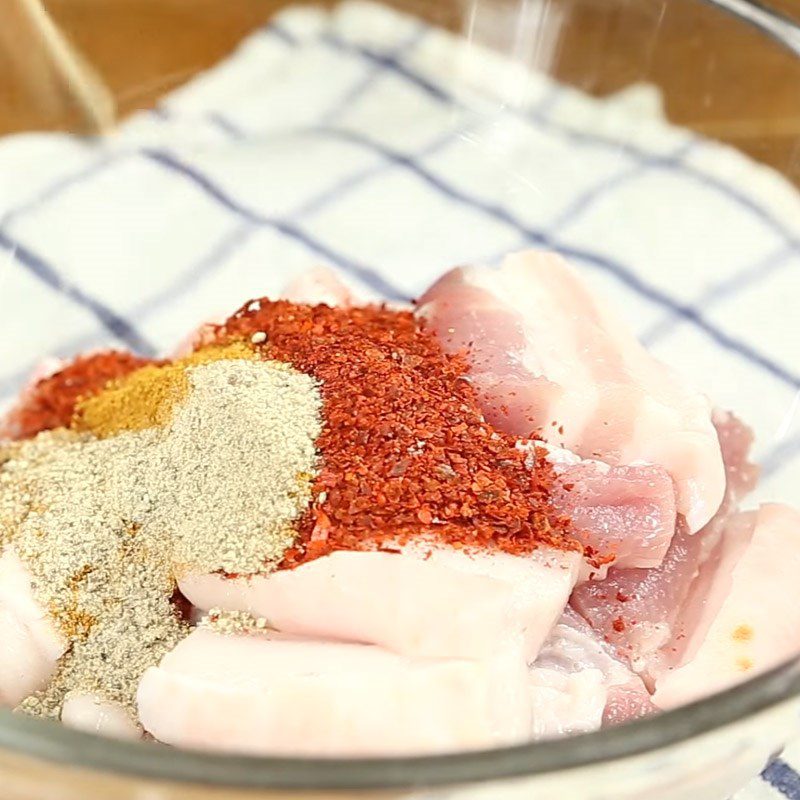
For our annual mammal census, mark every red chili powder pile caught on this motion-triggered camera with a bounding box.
[213,300,577,566]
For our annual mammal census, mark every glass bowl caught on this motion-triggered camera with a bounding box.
[1,0,799,797]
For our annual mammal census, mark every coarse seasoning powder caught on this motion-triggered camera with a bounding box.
[200,608,271,636]
[1,357,322,717]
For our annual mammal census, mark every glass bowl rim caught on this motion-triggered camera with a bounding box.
[705,0,800,55]
[0,657,799,790]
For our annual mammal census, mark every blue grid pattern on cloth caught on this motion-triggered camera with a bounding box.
[0,3,798,794]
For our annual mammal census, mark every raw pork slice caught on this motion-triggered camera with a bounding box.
[281,266,355,306]
[535,442,677,570]
[571,411,758,679]
[0,548,65,705]
[530,608,654,737]
[653,503,800,708]
[180,544,581,662]
[61,692,142,740]
[137,629,530,756]
[418,250,724,531]
[529,668,606,737]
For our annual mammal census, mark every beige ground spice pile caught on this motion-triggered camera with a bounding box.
[200,608,271,636]
[0,356,322,718]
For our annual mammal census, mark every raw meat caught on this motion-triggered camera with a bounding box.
[529,668,606,737]
[0,548,65,705]
[653,503,800,708]
[571,522,693,679]
[534,442,677,569]
[571,411,758,680]
[137,628,530,755]
[61,692,142,740]
[281,266,355,306]
[180,544,581,662]
[531,608,654,735]
[418,251,725,532]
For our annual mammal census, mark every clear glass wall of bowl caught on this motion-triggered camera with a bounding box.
[0,1,799,798]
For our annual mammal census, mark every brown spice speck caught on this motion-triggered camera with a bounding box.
[50,601,96,640]
[66,565,93,591]
[732,624,753,642]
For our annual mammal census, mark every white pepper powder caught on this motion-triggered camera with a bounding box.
[1,358,322,717]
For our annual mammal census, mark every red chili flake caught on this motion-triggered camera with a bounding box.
[310,508,332,540]
[582,544,616,570]
[612,617,626,633]
[615,591,630,603]
[170,588,194,623]
[2,351,160,440]
[213,301,579,567]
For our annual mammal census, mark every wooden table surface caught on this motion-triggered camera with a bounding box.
[2,0,799,182]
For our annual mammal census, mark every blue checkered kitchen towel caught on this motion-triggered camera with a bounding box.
[0,2,799,795]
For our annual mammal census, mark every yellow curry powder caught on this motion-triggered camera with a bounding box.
[73,342,257,437]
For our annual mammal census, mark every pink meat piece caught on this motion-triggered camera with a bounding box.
[180,544,582,662]
[417,250,725,532]
[137,629,530,756]
[61,692,142,740]
[528,669,606,737]
[571,522,695,679]
[653,503,800,708]
[531,608,654,734]
[542,445,677,570]
[171,319,224,358]
[19,357,64,387]
[571,411,759,680]
[281,266,355,306]
[0,548,66,705]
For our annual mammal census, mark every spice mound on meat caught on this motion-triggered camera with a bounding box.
[3,250,798,759]
[0,300,576,728]
[214,300,578,566]
[1,347,322,721]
